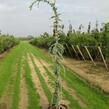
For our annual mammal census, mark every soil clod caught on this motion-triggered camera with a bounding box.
[0,103,7,109]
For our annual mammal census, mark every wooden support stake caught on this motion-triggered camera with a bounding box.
[98,46,108,71]
[64,44,67,54]
[65,44,72,57]
[71,45,77,55]
[76,45,85,61]
[84,46,96,66]
[71,45,79,59]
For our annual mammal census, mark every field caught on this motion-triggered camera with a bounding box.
[0,41,109,109]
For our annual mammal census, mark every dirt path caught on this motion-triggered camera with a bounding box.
[19,67,28,109]
[0,48,13,60]
[0,51,8,59]
[27,54,49,109]
[63,58,109,93]
[31,54,87,108]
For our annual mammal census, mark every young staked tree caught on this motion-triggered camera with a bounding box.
[30,0,66,109]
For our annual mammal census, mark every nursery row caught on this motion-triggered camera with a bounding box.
[0,34,19,54]
[30,23,109,61]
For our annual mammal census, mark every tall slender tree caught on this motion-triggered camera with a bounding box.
[30,0,66,109]
[87,22,91,33]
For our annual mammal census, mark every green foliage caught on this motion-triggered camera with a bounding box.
[30,22,109,60]
[66,34,97,46]
[30,35,66,49]
[30,36,54,48]
[0,35,19,53]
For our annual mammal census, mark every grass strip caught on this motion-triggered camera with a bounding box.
[0,45,22,98]
[24,41,51,63]
[25,57,40,109]
[11,55,22,109]
[11,42,28,109]
[63,88,85,109]
[44,66,85,109]
[61,68,109,109]
[30,54,52,103]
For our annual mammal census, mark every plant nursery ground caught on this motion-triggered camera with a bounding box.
[0,41,109,109]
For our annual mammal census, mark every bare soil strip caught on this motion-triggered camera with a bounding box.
[31,54,87,108]
[63,58,109,93]
[0,50,9,59]
[19,67,28,109]
[0,48,14,61]
[27,54,49,109]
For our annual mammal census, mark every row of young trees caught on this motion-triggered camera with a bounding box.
[30,22,109,61]
[0,34,19,54]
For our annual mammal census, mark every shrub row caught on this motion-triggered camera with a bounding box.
[30,36,54,49]
[66,33,109,60]
[0,35,19,53]
[30,24,109,61]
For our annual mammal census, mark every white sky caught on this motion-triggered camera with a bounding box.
[0,0,109,37]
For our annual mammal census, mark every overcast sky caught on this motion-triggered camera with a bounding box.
[0,0,109,37]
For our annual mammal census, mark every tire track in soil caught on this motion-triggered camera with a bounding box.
[19,66,28,109]
[31,54,87,108]
[30,54,70,108]
[27,54,49,109]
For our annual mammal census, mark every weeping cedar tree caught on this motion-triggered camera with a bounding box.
[30,0,66,109]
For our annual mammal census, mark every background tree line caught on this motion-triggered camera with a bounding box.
[0,33,19,54]
[30,22,109,62]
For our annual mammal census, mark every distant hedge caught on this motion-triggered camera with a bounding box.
[0,35,19,53]
[30,36,55,49]
[30,23,109,61]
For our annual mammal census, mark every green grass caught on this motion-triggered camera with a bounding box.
[11,43,27,109]
[24,56,40,109]
[0,43,27,99]
[0,41,109,109]
[43,66,85,109]
[11,56,22,109]
[28,42,109,109]
[61,68,109,109]
[30,54,52,103]
[0,42,27,109]
[63,89,85,109]
[0,45,21,97]
[22,41,51,63]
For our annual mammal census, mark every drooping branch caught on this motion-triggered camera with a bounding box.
[30,0,61,37]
